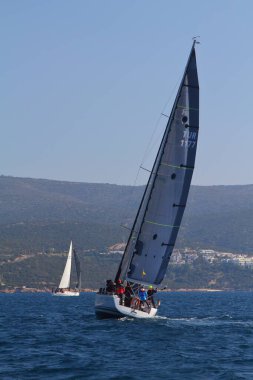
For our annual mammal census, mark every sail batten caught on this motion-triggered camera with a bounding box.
[160,162,194,170]
[145,220,180,228]
[116,42,199,286]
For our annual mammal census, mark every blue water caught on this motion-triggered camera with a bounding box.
[0,292,253,379]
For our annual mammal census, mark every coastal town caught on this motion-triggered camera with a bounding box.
[170,248,253,267]
[107,244,253,268]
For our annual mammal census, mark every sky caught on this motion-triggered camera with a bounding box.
[1,0,253,186]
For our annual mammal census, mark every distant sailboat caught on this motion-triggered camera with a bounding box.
[53,241,81,296]
[95,40,199,318]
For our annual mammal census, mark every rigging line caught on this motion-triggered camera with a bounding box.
[146,113,194,157]
[128,98,184,190]
[128,282,140,297]
[118,165,143,240]
[141,167,189,179]
[140,76,182,166]
[123,75,183,212]
[140,166,151,173]
[140,57,192,165]
[140,117,165,167]
[141,126,166,168]
[120,224,131,231]
[117,49,195,258]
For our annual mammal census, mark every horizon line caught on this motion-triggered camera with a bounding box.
[1,174,253,188]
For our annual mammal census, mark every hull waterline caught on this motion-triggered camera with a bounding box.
[52,291,79,297]
[95,294,157,319]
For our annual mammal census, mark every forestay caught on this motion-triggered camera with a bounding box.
[116,42,199,286]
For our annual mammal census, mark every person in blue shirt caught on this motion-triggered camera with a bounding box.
[138,286,149,310]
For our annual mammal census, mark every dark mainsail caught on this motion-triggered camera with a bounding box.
[115,42,199,286]
[74,249,81,290]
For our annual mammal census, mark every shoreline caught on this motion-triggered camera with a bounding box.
[0,288,97,294]
[0,288,250,294]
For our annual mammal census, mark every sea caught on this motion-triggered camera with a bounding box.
[0,291,253,380]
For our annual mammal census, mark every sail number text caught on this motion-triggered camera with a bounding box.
[181,130,197,148]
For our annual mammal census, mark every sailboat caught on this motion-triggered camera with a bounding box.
[95,40,199,318]
[53,241,81,296]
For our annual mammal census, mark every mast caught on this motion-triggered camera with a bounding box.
[116,41,199,285]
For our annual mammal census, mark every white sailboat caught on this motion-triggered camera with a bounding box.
[53,241,81,296]
[95,40,200,318]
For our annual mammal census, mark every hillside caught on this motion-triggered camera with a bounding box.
[180,185,253,253]
[1,251,253,291]
[0,175,253,289]
[0,176,141,256]
[1,176,253,256]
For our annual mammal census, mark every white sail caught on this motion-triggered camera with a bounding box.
[58,241,73,289]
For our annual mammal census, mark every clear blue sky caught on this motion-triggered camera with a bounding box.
[1,0,253,186]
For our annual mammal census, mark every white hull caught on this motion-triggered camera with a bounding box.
[53,291,79,297]
[95,294,158,319]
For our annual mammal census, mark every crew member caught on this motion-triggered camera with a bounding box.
[124,282,133,307]
[147,285,157,308]
[116,279,125,305]
[138,286,149,309]
[106,279,115,294]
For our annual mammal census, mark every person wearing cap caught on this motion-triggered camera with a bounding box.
[138,286,149,310]
[147,285,157,308]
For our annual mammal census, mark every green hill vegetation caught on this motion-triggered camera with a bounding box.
[1,252,253,291]
[0,175,253,289]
